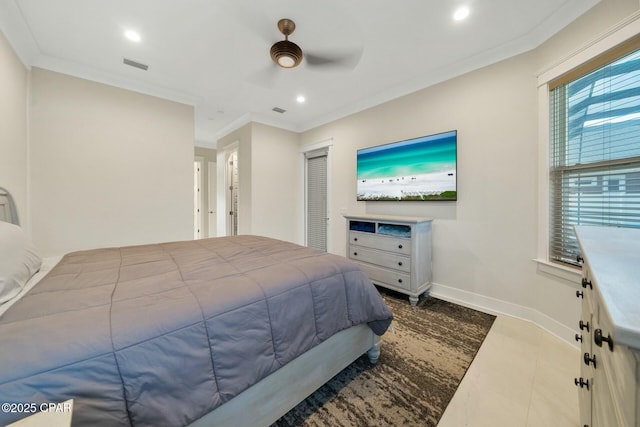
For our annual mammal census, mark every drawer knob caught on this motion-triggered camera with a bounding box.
[398,279,403,283]
[353,252,358,256]
[581,278,592,289]
[583,352,597,368]
[579,320,589,332]
[574,377,589,390]
[398,244,403,249]
[354,237,358,242]
[398,261,403,266]
[594,329,614,351]
[576,290,583,299]
[575,334,582,342]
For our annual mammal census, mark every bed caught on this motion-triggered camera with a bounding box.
[0,187,393,426]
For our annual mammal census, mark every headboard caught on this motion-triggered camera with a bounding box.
[0,187,19,225]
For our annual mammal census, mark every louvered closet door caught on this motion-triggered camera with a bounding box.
[306,149,328,251]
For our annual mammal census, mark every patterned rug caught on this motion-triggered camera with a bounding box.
[272,290,496,427]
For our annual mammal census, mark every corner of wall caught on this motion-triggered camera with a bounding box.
[430,282,579,348]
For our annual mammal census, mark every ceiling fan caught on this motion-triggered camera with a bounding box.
[269,18,360,70]
[270,19,303,68]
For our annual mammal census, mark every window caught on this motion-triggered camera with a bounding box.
[549,43,640,266]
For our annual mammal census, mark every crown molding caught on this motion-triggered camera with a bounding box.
[299,0,601,133]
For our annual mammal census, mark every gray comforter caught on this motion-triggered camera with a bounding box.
[0,235,393,426]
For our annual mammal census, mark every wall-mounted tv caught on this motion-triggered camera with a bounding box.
[357,130,457,201]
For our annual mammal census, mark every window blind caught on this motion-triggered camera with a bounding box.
[306,148,328,251]
[549,46,640,266]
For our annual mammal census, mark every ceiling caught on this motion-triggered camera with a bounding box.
[0,0,600,146]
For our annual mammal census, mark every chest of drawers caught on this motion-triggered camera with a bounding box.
[343,214,432,305]
[574,226,640,427]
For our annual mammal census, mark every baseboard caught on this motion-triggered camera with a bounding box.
[429,282,579,349]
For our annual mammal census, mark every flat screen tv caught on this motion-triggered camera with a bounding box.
[357,130,457,201]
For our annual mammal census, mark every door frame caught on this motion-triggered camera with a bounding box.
[207,161,217,237]
[217,141,240,236]
[194,157,204,239]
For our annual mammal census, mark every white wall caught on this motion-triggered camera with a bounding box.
[0,30,28,227]
[29,68,194,256]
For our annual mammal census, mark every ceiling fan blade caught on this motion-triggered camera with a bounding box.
[305,49,363,70]
[229,5,273,41]
[246,63,281,89]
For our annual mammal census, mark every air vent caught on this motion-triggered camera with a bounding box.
[123,58,149,71]
[272,107,286,114]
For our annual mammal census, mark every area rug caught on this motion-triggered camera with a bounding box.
[272,291,496,427]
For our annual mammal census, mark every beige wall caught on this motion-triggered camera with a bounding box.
[29,68,194,256]
[298,0,640,342]
[217,123,252,235]
[529,0,640,340]
[535,0,639,69]
[302,52,539,306]
[0,31,28,227]
[216,122,301,241]
[250,123,301,242]
[2,0,636,339]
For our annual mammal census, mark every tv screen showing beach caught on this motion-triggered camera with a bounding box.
[357,130,457,201]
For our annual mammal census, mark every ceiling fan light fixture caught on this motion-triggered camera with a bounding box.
[278,55,295,68]
[270,40,303,68]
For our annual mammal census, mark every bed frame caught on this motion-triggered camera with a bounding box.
[191,325,381,426]
[0,186,384,427]
[0,187,19,225]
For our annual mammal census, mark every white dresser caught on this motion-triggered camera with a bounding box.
[343,214,432,305]
[574,226,640,427]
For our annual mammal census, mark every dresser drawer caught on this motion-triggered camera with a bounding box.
[596,304,637,426]
[357,263,411,291]
[592,358,625,427]
[582,268,596,315]
[348,246,410,273]
[349,232,411,255]
[345,215,432,306]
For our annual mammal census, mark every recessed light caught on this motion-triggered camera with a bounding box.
[453,6,470,21]
[124,29,142,43]
[296,95,306,103]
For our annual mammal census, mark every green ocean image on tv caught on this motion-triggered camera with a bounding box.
[357,130,457,201]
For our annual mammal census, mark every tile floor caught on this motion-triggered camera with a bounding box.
[437,315,580,427]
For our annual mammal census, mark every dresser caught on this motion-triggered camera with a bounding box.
[574,226,640,427]
[343,214,432,305]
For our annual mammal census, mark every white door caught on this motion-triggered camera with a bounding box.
[207,161,217,237]
[305,148,329,251]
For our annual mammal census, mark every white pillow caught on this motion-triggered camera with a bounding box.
[0,221,42,305]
